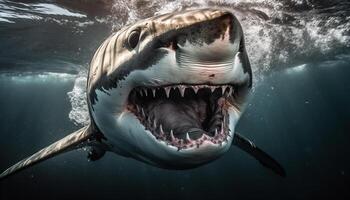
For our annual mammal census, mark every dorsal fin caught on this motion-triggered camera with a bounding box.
[0,126,93,180]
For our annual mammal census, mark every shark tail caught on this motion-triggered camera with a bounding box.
[0,126,93,180]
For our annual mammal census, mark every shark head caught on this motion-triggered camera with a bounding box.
[88,8,252,169]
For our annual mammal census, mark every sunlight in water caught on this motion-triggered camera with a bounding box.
[286,64,307,74]
[0,72,76,83]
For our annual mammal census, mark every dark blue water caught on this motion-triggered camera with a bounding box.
[0,0,349,199]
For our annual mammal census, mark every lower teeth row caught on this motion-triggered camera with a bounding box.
[135,109,229,149]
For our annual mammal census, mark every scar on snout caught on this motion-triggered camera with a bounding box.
[209,74,215,78]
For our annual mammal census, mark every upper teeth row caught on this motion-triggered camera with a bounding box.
[137,85,234,98]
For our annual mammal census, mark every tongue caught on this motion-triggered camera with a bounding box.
[146,98,208,140]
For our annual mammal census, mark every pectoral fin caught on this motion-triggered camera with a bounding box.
[0,126,94,180]
[232,132,286,177]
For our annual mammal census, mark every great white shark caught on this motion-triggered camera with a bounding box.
[0,8,285,179]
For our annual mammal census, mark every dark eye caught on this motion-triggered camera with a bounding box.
[128,30,140,49]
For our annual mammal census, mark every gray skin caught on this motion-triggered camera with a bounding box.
[0,8,285,180]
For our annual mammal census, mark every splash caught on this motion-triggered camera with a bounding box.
[67,71,89,126]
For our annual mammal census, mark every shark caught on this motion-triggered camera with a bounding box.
[0,8,285,179]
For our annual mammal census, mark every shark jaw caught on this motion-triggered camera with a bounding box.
[127,84,236,150]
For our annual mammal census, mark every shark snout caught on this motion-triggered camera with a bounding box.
[170,11,239,70]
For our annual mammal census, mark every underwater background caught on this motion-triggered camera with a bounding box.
[0,0,349,199]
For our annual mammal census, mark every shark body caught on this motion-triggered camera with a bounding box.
[0,8,285,179]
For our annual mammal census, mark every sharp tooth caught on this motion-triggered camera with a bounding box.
[186,133,191,142]
[170,130,175,141]
[210,86,215,93]
[141,108,145,117]
[153,119,157,129]
[231,87,234,96]
[139,89,143,97]
[136,105,140,113]
[221,86,226,95]
[152,88,156,97]
[179,86,185,97]
[193,86,199,94]
[214,129,218,137]
[160,124,164,136]
[165,87,170,98]
[143,88,148,96]
[220,122,224,135]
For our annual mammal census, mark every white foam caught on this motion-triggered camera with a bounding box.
[67,71,90,126]
[305,16,350,52]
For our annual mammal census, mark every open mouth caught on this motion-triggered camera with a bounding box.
[127,84,236,150]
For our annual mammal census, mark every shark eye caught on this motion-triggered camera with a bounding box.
[128,30,140,49]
